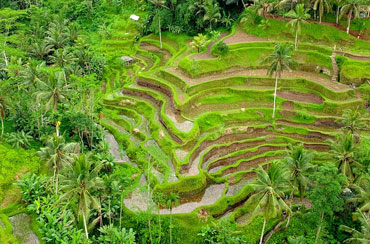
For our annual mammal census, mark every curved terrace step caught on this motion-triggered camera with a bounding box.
[167,67,352,92]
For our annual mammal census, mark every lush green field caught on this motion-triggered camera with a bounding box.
[1,0,370,243]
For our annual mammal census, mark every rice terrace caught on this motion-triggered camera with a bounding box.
[0,0,370,243]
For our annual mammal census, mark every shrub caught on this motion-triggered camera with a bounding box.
[15,173,48,204]
[211,41,229,57]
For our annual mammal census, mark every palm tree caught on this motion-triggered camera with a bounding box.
[240,7,260,26]
[59,154,105,240]
[203,0,222,31]
[351,174,370,215]
[340,209,370,243]
[312,0,331,23]
[327,132,362,183]
[283,144,315,199]
[35,71,70,111]
[29,40,53,60]
[254,0,275,17]
[340,0,361,34]
[50,48,76,69]
[286,4,310,49]
[337,108,367,135]
[190,33,208,53]
[45,20,69,49]
[38,134,80,194]
[19,60,45,89]
[262,43,294,118]
[248,162,291,244]
[332,0,344,24]
[283,144,315,227]
[277,0,300,11]
[166,193,179,244]
[150,0,168,49]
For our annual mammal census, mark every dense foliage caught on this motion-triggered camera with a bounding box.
[0,0,370,243]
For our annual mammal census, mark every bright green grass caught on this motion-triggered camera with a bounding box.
[242,19,370,55]
[336,56,370,85]
[0,143,43,206]
[178,48,332,78]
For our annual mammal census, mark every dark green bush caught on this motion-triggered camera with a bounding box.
[211,41,229,57]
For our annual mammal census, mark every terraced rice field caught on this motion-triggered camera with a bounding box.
[101,26,369,224]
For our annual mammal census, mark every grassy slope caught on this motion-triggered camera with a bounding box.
[243,18,370,56]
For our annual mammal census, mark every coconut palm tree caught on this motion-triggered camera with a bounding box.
[327,132,362,183]
[248,162,291,244]
[50,48,76,69]
[240,7,260,26]
[283,144,315,227]
[277,0,300,11]
[35,71,70,112]
[337,108,367,135]
[203,0,222,31]
[45,19,69,49]
[340,209,370,243]
[150,0,168,49]
[254,0,275,17]
[286,4,311,49]
[166,193,179,244]
[38,134,80,194]
[283,143,315,199]
[312,0,331,23]
[59,153,105,240]
[340,0,361,34]
[190,33,208,53]
[19,60,45,89]
[29,40,53,60]
[351,174,370,215]
[262,43,294,118]
[332,0,344,24]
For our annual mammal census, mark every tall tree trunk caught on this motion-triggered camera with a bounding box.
[54,167,59,195]
[158,11,162,49]
[314,213,324,244]
[336,6,339,25]
[272,75,279,118]
[2,51,8,66]
[170,209,173,244]
[260,218,267,244]
[241,0,246,8]
[346,10,352,34]
[1,116,3,137]
[149,219,153,244]
[147,158,153,244]
[83,212,89,239]
[119,191,124,229]
[54,98,58,111]
[285,189,295,228]
[294,30,298,49]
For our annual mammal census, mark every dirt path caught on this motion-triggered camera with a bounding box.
[167,67,352,91]
[224,26,268,45]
